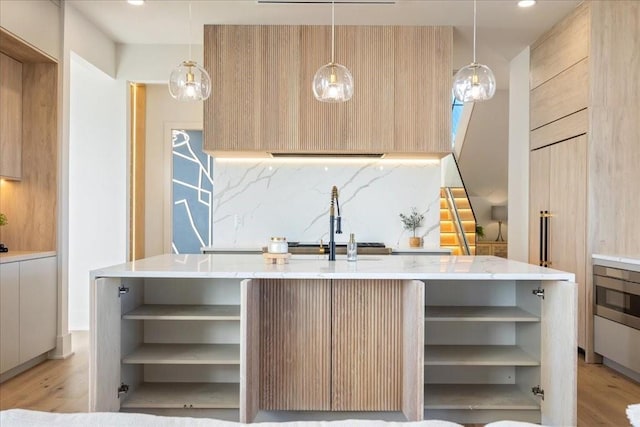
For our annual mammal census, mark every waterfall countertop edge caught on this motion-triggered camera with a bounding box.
[91,253,575,281]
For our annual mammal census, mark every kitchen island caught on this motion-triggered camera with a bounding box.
[90,254,576,426]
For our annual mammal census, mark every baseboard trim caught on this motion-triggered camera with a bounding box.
[48,332,74,359]
[0,354,48,383]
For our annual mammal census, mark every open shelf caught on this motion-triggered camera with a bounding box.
[123,344,240,365]
[425,306,539,322]
[121,382,239,409]
[122,304,240,320]
[424,384,540,410]
[424,345,540,366]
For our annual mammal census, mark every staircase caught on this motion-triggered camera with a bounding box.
[440,187,476,255]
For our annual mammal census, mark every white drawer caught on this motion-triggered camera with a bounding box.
[594,315,640,374]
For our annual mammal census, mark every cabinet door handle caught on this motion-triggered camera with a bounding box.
[539,211,544,266]
[544,210,550,267]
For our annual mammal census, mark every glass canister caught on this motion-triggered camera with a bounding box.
[268,237,288,254]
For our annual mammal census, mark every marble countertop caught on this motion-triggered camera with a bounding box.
[201,246,452,254]
[92,253,574,281]
[593,254,640,271]
[0,251,57,264]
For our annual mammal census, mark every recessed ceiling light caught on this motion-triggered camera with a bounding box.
[518,0,536,7]
[127,0,145,5]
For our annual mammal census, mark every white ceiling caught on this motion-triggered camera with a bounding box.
[69,0,581,88]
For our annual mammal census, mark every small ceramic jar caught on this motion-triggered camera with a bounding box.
[268,237,288,254]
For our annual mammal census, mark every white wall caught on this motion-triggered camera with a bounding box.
[458,90,509,242]
[0,0,61,60]
[64,4,117,77]
[118,44,203,83]
[62,2,125,332]
[68,53,126,330]
[145,84,203,257]
[507,47,530,262]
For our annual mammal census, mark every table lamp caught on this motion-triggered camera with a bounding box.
[491,205,507,242]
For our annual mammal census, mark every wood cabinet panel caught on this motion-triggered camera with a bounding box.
[476,242,508,258]
[0,262,20,374]
[259,279,331,410]
[530,58,588,131]
[528,148,550,266]
[204,26,301,154]
[204,25,451,155]
[530,3,589,90]
[394,26,452,154]
[548,136,587,348]
[19,256,57,363]
[332,279,402,411]
[530,108,588,150]
[0,62,57,251]
[541,280,577,426]
[299,26,394,153]
[0,53,22,179]
[529,136,587,349]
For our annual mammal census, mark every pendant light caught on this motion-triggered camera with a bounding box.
[452,0,496,103]
[312,0,354,103]
[168,2,212,102]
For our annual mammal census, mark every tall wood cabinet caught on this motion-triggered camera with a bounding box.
[529,4,589,351]
[529,2,640,360]
[204,25,451,156]
[529,136,587,348]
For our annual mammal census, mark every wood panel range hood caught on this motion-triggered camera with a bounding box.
[203,25,452,159]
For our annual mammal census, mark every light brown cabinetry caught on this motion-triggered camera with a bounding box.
[529,4,589,352]
[476,242,508,258]
[204,25,451,156]
[246,278,424,419]
[530,2,640,361]
[529,136,587,349]
[0,53,22,180]
[0,28,58,252]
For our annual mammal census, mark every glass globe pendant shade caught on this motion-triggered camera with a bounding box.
[313,62,354,103]
[168,60,212,102]
[452,62,496,103]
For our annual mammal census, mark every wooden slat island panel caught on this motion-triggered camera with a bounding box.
[259,279,331,411]
[332,279,403,411]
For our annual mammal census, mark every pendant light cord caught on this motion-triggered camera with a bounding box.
[472,0,477,63]
[188,2,193,61]
[331,0,335,63]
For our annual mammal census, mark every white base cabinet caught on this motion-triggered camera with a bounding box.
[0,262,20,373]
[91,277,242,420]
[0,255,57,379]
[424,279,576,426]
[92,274,576,425]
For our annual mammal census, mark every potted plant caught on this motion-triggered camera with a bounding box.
[400,207,424,248]
[0,213,7,252]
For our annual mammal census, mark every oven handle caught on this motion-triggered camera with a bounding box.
[595,275,640,297]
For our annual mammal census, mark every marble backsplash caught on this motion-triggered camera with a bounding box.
[212,159,441,249]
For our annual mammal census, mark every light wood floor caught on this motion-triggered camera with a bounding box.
[1,332,639,425]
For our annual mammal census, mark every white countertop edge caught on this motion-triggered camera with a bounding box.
[92,271,575,281]
[593,254,640,271]
[91,254,575,281]
[0,251,57,264]
[201,246,453,254]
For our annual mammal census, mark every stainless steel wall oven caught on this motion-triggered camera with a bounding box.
[594,265,640,330]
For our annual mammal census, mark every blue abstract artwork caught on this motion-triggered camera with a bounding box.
[172,129,213,254]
